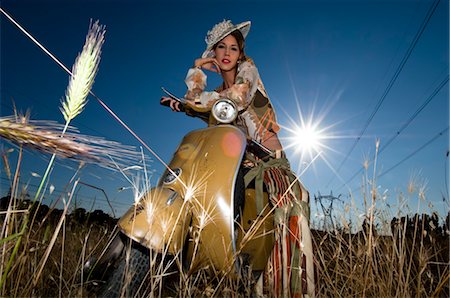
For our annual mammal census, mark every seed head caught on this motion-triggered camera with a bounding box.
[60,20,105,122]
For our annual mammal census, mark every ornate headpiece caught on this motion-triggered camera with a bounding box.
[202,20,251,58]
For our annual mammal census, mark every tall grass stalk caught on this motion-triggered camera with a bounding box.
[0,211,28,292]
[0,19,105,293]
[0,146,23,294]
[1,142,447,296]
[311,144,449,297]
[363,139,380,296]
[78,229,91,296]
[33,180,79,285]
[34,19,105,205]
[59,214,66,298]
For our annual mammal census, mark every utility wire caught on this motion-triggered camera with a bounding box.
[328,0,442,186]
[379,126,449,178]
[346,126,449,195]
[0,9,163,213]
[339,74,449,189]
[379,75,448,155]
[0,7,183,189]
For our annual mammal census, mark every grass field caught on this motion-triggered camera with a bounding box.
[0,190,448,297]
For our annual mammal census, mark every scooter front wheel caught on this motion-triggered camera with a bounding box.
[97,239,150,297]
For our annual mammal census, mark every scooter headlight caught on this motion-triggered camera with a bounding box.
[212,99,238,124]
[163,168,182,185]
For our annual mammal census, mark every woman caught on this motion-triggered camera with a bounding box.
[161,20,282,151]
[161,20,315,297]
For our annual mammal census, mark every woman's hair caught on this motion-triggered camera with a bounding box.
[212,29,247,61]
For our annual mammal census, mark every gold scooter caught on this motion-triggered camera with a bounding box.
[91,91,277,296]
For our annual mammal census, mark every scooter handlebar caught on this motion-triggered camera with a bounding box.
[160,97,186,112]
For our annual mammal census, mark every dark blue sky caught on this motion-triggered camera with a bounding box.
[1,0,448,224]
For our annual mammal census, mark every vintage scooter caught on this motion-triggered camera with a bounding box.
[89,90,278,296]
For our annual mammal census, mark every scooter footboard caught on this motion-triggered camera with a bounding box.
[118,187,191,254]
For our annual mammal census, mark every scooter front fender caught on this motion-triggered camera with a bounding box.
[118,187,191,254]
[118,125,247,270]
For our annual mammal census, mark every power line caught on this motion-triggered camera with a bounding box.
[339,74,449,189]
[379,126,449,178]
[345,126,448,195]
[328,0,442,185]
[379,75,448,155]
[0,7,173,178]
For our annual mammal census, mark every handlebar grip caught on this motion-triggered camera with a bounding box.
[160,98,185,112]
[160,99,171,107]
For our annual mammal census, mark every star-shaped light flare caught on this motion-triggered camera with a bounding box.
[281,113,331,175]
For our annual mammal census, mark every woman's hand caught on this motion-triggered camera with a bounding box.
[160,96,182,112]
[194,57,221,73]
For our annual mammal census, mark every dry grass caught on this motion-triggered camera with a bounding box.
[60,20,105,124]
[0,196,116,297]
[0,160,448,297]
[312,215,449,297]
[0,115,448,297]
[0,195,448,297]
[1,113,448,297]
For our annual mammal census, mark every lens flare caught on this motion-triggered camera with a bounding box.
[292,123,324,154]
[279,106,341,181]
[283,116,329,164]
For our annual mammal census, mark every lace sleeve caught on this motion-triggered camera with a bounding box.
[184,67,220,108]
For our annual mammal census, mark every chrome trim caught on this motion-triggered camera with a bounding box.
[212,99,238,124]
[163,168,182,185]
[166,190,178,206]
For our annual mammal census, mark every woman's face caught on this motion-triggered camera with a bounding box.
[214,34,242,72]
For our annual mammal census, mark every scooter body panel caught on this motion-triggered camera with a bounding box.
[119,125,248,271]
[118,187,191,253]
[119,125,275,274]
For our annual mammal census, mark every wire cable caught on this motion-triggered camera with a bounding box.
[328,0,442,186]
[345,126,449,195]
[379,126,449,178]
[0,7,181,187]
[339,74,449,189]
[379,75,448,155]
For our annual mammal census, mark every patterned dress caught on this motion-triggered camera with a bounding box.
[184,58,280,147]
[184,58,315,297]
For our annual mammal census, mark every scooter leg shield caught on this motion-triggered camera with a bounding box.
[117,187,191,255]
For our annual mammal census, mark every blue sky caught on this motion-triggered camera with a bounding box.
[1,0,448,225]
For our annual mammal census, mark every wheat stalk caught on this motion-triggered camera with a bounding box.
[0,116,142,170]
[60,20,105,123]
[29,19,106,206]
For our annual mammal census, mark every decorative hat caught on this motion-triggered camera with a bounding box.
[202,19,251,58]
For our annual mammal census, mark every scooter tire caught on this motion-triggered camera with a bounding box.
[97,241,150,298]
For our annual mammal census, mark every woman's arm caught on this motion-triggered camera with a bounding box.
[184,60,260,111]
[184,67,220,109]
